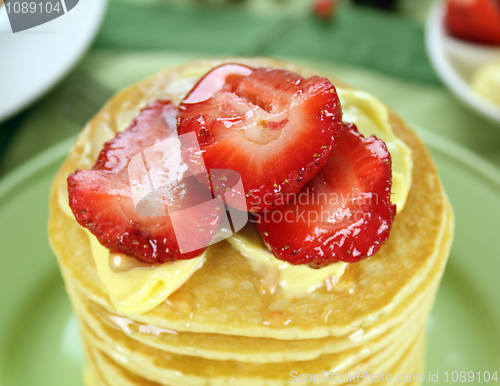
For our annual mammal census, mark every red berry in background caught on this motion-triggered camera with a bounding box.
[445,0,500,45]
[313,0,338,20]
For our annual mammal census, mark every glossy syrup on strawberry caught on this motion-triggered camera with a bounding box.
[177,63,343,212]
[68,100,222,264]
[256,122,396,267]
[68,65,397,269]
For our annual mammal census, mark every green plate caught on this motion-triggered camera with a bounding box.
[0,131,499,386]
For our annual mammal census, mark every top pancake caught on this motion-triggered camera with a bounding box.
[49,57,452,340]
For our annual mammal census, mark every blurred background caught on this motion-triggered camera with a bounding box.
[1,0,500,173]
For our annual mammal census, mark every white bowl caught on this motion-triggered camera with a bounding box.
[426,2,500,125]
[0,0,108,123]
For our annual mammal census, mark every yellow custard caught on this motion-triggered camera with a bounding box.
[471,59,500,107]
[86,229,206,315]
[337,88,412,212]
[59,87,413,315]
[226,223,348,297]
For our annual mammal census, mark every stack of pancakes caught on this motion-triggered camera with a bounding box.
[49,58,453,385]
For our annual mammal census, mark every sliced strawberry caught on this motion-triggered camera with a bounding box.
[445,0,500,46]
[177,63,343,213]
[256,123,396,267]
[93,100,178,171]
[68,100,221,264]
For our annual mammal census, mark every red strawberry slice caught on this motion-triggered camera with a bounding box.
[177,63,343,213]
[68,100,221,264]
[93,100,178,171]
[445,0,500,46]
[256,122,396,267]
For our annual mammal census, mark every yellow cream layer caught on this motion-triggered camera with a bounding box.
[337,88,412,212]
[471,59,500,107]
[59,87,413,315]
[86,229,206,315]
[226,223,348,297]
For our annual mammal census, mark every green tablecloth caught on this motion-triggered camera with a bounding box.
[1,0,500,175]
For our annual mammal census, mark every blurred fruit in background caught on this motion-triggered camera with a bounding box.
[313,0,338,19]
[445,0,500,45]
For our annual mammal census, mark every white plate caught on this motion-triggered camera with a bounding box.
[425,2,500,125]
[0,0,107,123]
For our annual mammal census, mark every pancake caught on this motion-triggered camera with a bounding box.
[73,202,450,385]
[48,57,453,385]
[62,207,448,364]
[81,327,427,386]
[72,277,431,373]
[65,274,438,362]
[79,304,427,385]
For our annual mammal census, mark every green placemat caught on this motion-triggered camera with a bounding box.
[95,1,439,84]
